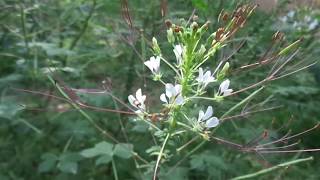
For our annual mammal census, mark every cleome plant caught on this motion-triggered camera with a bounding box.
[122,4,319,179]
[17,3,320,180]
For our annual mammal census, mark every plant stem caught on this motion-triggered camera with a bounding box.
[231,157,313,180]
[69,0,96,50]
[153,133,170,180]
[112,158,119,180]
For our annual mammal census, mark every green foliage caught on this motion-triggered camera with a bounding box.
[0,0,319,179]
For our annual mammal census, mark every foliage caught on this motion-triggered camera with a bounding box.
[0,0,319,179]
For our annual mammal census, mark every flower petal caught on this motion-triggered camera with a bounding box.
[165,83,175,98]
[144,60,154,72]
[174,84,182,96]
[198,110,205,121]
[203,106,213,120]
[206,117,219,128]
[223,89,233,96]
[160,93,168,104]
[174,95,184,105]
[220,79,230,93]
[135,89,143,101]
[128,95,136,107]
[155,56,160,72]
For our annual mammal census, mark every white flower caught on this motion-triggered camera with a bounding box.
[219,79,233,96]
[308,19,318,30]
[144,56,160,75]
[160,83,184,105]
[128,89,146,113]
[198,106,219,128]
[287,10,295,18]
[196,67,216,88]
[173,44,183,65]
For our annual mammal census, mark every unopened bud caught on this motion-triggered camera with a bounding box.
[217,62,230,81]
[192,15,199,21]
[191,22,199,31]
[167,28,175,44]
[152,37,161,55]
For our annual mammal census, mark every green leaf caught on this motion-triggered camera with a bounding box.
[113,143,133,159]
[0,102,24,120]
[57,161,78,174]
[38,153,58,173]
[95,155,112,165]
[80,141,114,158]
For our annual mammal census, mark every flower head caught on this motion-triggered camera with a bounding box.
[198,106,219,128]
[144,56,160,75]
[196,67,216,88]
[219,79,233,96]
[173,44,183,66]
[160,83,184,105]
[128,89,146,114]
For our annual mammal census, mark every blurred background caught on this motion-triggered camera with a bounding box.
[0,0,319,179]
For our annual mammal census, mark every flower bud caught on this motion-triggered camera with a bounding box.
[167,28,175,44]
[217,62,230,80]
[152,37,161,55]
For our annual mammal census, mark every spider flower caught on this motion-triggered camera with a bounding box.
[173,44,183,66]
[198,106,219,128]
[128,89,146,114]
[196,67,216,88]
[160,83,184,105]
[144,56,160,75]
[219,79,233,96]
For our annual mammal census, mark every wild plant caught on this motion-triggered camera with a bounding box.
[16,3,320,180]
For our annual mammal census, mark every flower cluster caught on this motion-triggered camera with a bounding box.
[127,17,237,134]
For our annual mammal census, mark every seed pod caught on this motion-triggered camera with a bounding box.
[215,28,224,41]
[165,19,172,28]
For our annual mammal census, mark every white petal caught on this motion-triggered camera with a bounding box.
[174,84,182,95]
[128,95,136,107]
[134,109,142,114]
[198,110,205,121]
[135,89,143,101]
[155,56,161,71]
[203,106,213,120]
[206,117,219,128]
[165,83,175,98]
[144,60,154,72]
[160,93,168,104]
[198,68,204,81]
[223,89,233,96]
[174,95,184,105]
[220,79,230,93]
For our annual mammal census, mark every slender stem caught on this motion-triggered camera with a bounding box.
[231,157,313,180]
[112,158,119,180]
[153,133,171,180]
[69,0,96,50]
[19,3,29,53]
[176,136,199,152]
[167,140,206,175]
[221,86,264,118]
[160,56,181,78]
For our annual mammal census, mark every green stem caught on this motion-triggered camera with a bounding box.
[231,157,313,180]
[153,133,170,180]
[69,0,96,50]
[112,158,119,180]
[167,140,206,175]
[221,86,264,119]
